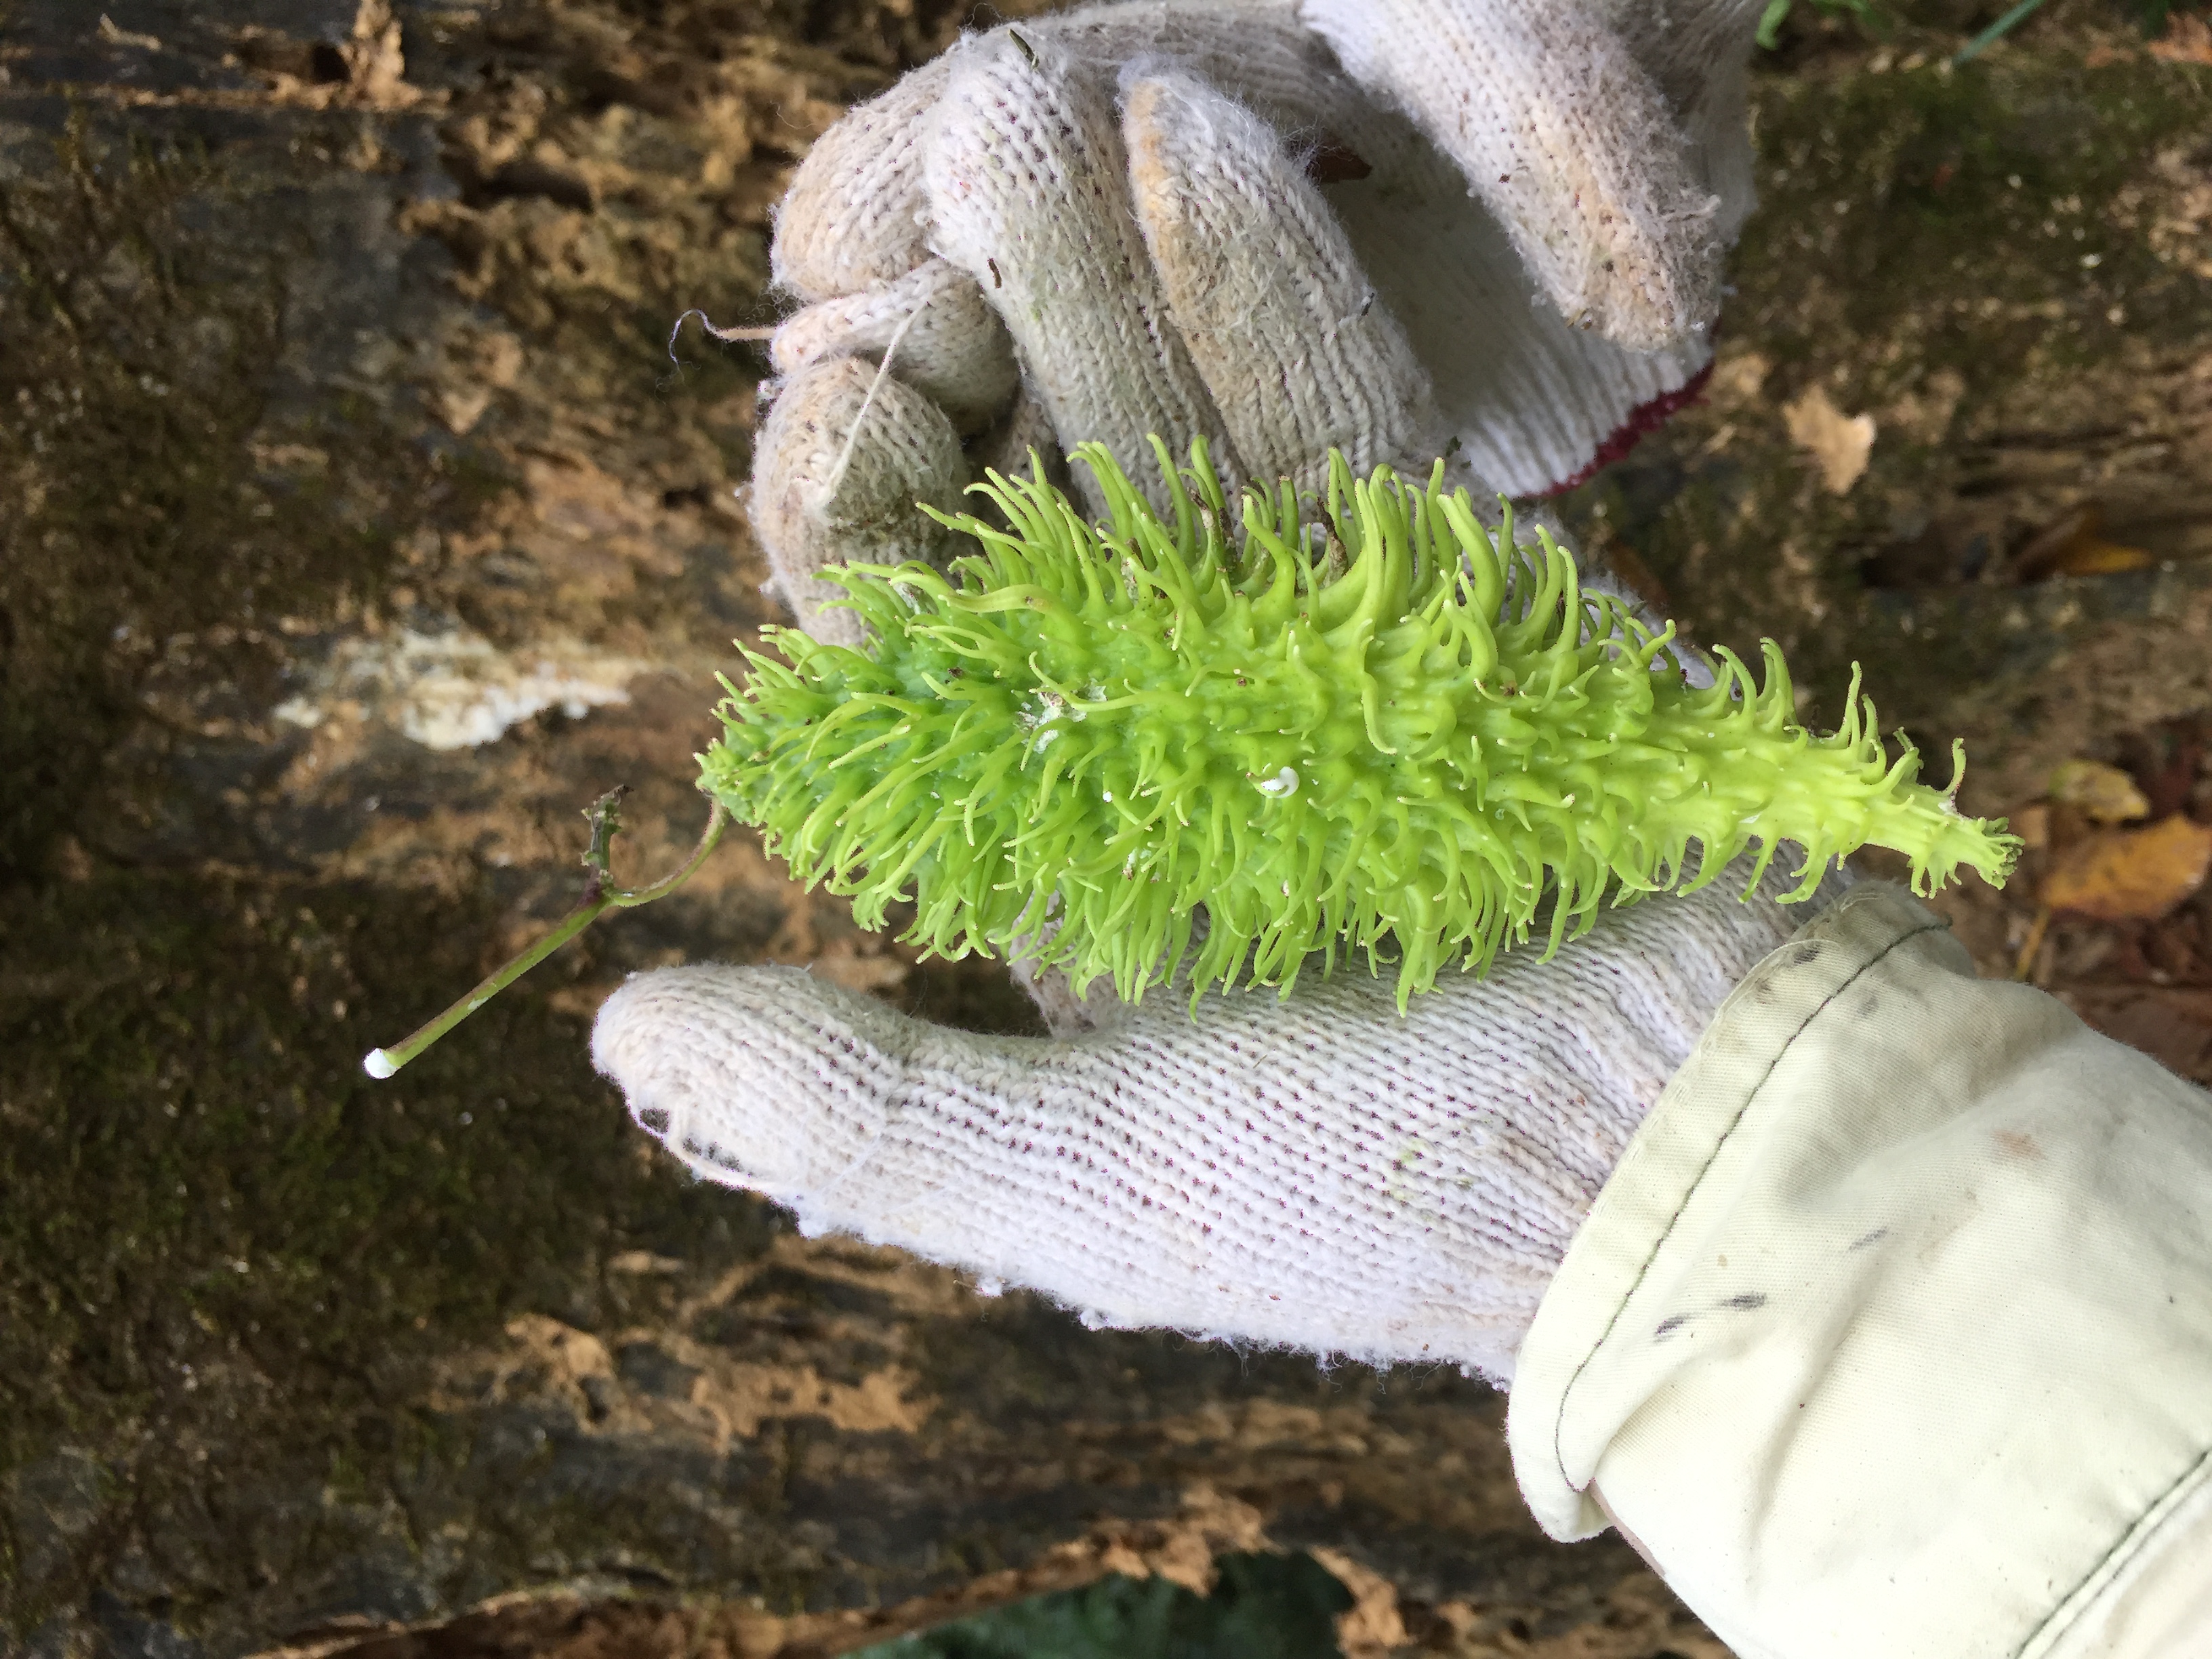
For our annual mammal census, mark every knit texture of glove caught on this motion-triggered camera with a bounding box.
[594,867,1849,1386]
[750,0,1768,642]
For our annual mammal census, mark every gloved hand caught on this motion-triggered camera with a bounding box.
[750,0,1768,645]
[594,0,1822,1391]
[594,869,1845,1385]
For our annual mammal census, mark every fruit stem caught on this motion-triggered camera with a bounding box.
[1952,0,2052,63]
[363,787,727,1079]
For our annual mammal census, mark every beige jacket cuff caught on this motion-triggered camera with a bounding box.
[1507,884,2212,1659]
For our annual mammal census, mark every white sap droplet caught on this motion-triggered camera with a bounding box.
[362,1048,398,1080]
[1254,766,1299,798]
[1101,790,1113,802]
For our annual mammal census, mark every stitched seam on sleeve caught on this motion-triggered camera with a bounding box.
[2019,1441,2212,1659]
[1548,909,1950,1496]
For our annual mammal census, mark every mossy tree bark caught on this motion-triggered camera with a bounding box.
[3,3,2209,1658]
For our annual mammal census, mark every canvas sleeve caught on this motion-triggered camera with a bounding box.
[1507,882,2212,1659]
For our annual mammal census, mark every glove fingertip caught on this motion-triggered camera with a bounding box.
[594,963,890,1193]
[750,356,969,647]
[590,964,727,1128]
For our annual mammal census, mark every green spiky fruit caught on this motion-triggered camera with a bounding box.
[701,439,2018,1009]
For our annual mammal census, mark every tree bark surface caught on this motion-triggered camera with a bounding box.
[3,5,2210,1658]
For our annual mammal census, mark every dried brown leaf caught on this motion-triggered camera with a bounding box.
[2049,758,2152,824]
[1782,385,1876,495]
[2150,13,2212,66]
[2048,539,2156,577]
[2042,815,2212,923]
[2008,502,2151,582]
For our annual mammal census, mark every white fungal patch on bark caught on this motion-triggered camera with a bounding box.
[274,623,651,750]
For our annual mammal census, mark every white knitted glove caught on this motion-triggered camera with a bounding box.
[596,869,1848,1385]
[752,0,1768,644]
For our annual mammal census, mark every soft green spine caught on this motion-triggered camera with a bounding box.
[701,439,2019,1010]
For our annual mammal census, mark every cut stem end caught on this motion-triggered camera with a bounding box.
[365,792,727,1080]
